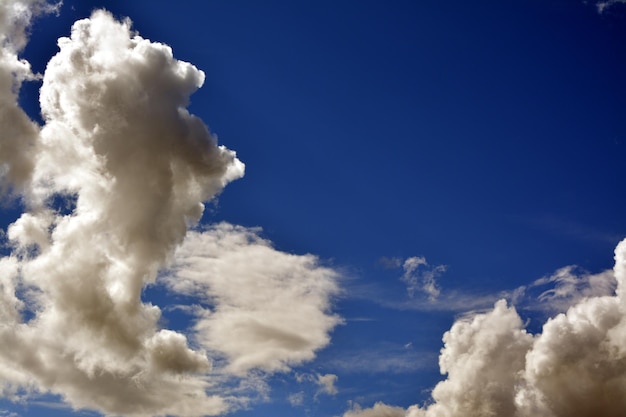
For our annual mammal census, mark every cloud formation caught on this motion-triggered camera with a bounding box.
[518,265,616,314]
[345,238,626,417]
[0,4,340,416]
[0,0,56,193]
[344,402,406,417]
[165,224,342,375]
[294,371,339,398]
[401,256,446,301]
[327,342,436,375]
[315,373,339,396]
[596,0,626,13]
[380,255,446,302]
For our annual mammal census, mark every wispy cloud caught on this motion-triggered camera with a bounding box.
[364,254,617,317]
[596,0,626,13]
[514,265,616,315]
[353,277,507,314]
[326,342,437,375]
[378,255,447,302]
[401,257,446,301]
[287,391,304,407]
[294,372,339,401]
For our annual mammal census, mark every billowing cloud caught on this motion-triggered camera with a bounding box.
[345,238,626,417]
[165,224,342,375]
[0,0,57,193]
[1,6,242,416]
[0,4,340,417]
[406,300,533,417]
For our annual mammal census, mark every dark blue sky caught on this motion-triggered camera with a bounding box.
[95,0,626,287]
[5,1,626,416]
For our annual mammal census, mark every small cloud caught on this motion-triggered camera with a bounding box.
[345,317,377,322]
[343,401,406,417]
[378,255,447,301]
[316,373,338,396]
[378,256,403,269]
[355,238,626,417]
[288,391,304,407]
[401,256,446,301]
[596,0,626,13]
[294,372,339,399]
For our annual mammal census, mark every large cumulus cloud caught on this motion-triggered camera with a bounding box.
[0,4,341,416]
[345,239,626,417]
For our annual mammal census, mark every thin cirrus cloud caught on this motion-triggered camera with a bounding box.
[294,372,339,396]
[371,255,616,316]
[287,373,339,408]
[326,342,437,375]
[0,3,341,417]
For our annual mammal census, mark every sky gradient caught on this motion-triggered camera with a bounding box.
[1,1,626,417]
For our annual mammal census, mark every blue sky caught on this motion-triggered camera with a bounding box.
[1,1,626,417]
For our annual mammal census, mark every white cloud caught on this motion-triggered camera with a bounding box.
[0,6,245,415]
[407,300,533,417]
[343,402,406,417]
[294,372,338,398]
[0,0,57,194]
[288,391,305,407]
[398,256,446,301]
[165,224,342,375]
[348,238,626,417]
[596,0,626,13]
[0,4,339,417]
[316,373,338,396]
[367,258,616,316]
[522,265,616,314]
[375,286,506,313]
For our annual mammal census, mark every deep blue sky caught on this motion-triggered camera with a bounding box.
[6,1,626,416]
